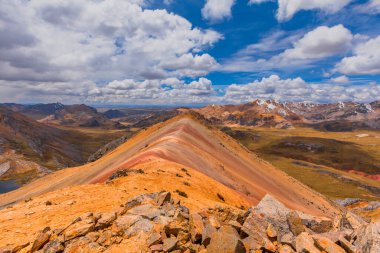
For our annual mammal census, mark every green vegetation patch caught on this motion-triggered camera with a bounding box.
[259,136,380,175]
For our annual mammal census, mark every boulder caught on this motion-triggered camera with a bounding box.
[206,225,246,253]
[42,240,64,253]
[254,194,290,220]
[334,211,367,231]
[202,223,217,246]
[127,204,163,220]
[287,211,305,236]
[119,193,156,215]
[31,227,51,251]
[150,244,163,252]
[147,232,162,247]
[278,244,295,253]
[95,212,116,229]
[267,223,277,238]
[353,222,380,253]
[165,217,189,237]
[97,230,113,247]
[64,220,95,241]
[111,214,142,235]
[64,237,104,253]
[295,232,321,253]
[313,235,346,253]
[155,191,172,206]
[124,218,154,238]
[253,195,292,237]
[278,233,295,248]
[190,213,204,242]
[241,211,268,237]
[162,238,178,252]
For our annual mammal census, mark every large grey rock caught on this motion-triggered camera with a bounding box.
[111,214,142,235]
[127,204,163,220]
[124,218,154,238]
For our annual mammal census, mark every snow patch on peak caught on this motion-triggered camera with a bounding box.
[267,103,277,110]
[365,104,373,112]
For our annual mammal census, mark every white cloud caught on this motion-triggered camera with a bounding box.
[221,25,353,72]
[249,0,352,21]
[356,0,380,14]
[1,75,378,105]
[164,0,174,5]
[330,75,350,83]
[159,53,219,77]
[335,35,380,75]
[281,25,353,60]
[277,0,352,21]
[224,75,380,104]
[248,0,273,4]
[202,0,235,23]
[0,0,221,84]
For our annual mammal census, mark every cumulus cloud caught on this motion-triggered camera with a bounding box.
[222,25,353,72]
[281,25,353,60]
[160,53,219,77]
[335,35,380,75]
[0,76,217,105]
[223,75,380,104]
[202,0,235,23]
[330,75,350,83]
[0,75,378,105]
[276,0,352,21]
[0,0,221,84]
[249,0,351,21]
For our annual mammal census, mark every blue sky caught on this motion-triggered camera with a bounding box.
[0,0,379,105]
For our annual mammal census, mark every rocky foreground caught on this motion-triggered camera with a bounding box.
[1,192,378,253]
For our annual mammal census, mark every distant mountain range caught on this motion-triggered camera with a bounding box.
[2,103,124,129]
[194,100,380,131]
[0,106,126,183]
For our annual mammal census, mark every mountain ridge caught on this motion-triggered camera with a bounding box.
[0,114,340,218]
[194,99,380,130]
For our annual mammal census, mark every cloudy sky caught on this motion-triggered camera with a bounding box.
[0,0,379,105]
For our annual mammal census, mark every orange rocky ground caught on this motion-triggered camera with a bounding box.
[0,115,342,247]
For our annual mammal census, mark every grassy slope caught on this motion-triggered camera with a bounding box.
[221,126,380,201]
[1,125,130,183]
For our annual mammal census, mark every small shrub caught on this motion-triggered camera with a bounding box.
[135,169,145,174]
[181,168,188,172]
[217,193,225,202]
[175,189,188,198]
[108,169,129,181]
[176,173,183,178]
[186,172,191,177]
[183,181,190,186]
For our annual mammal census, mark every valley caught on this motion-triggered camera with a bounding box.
[221,126,380,201]
[0,103,379,252]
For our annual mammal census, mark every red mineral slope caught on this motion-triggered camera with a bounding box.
[0,114,339,217]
